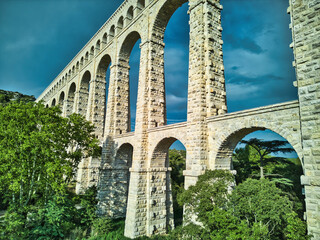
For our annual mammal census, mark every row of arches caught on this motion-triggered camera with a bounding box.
[43,0,146,102]
[46,1,190,134]
[113,127,302,231]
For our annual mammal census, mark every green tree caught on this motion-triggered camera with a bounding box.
[0,89,35,106]
[168,149,185,226]
[233,144,259,183]
[233,138,305,218]
[239,138,294,179]
[175,170,309,240]
[0,101,100,208]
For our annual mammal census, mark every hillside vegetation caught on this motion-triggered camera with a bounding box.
[0,89,35,106]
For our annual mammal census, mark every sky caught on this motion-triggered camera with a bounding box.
[0,0,298,156]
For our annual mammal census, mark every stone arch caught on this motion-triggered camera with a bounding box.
[72,66,75,76]
[90,46,95,59]
[115,143,133,167]
[109,25,115,40]
[97,54,112,78]
[102,33,108,47]
[137,0,145,12]
[66,82,76,116]
[76,61,80,71]
[147,0,188,126]
[148,136,187,233]
[150,137,186,168]
[51,98,56,107]
[117,30,142,133]
[58,91,65,107]
[151,0,187,42]
[214,127,303,170]
[119,31,141,59]
[78,71,91,116]
[96,40,101,52]
[117,16,124,34]
[126,6,134,25]
[80,57,84,67]
[97,54,112,128]
[85,51,89,62]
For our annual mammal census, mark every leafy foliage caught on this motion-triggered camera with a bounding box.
[0,89,35,106]
[233,139,305,218]
[174,170,309,240]
[239,138,294,179]
[168,149,185,226]
[0,101,100,239]
[230,179,292,239]
[0,101,100,209]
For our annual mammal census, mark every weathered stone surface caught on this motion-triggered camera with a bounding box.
[36,0,320,238]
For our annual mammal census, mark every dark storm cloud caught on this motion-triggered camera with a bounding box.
[226,71,297,112]
[226,73,284,84]
[224,34,264,54]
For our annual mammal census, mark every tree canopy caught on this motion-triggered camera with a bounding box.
[239,138,294,179]
[0,89,35,106]
[173,170,309,240]
[0,101,100,208]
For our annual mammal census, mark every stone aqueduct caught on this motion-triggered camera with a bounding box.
[36,0,320,238]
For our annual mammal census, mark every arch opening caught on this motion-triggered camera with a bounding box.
[85,52,89,63]
[137,0,145,12]
[90,46,94,59]
[80,57,84,67]
[216,128,305,219]
[151,138,186,229]
[102,33,108,47]
[126,6,134,25]
[79,71,91,117]
[96,40,101,52]
[67,82,76,116]
[117,16,124,34]
[58,91,65,110]
[109,26,115,41]
[119,31,141,132]
[51,98,56,107]
[97,54,112,132]
[152,0,189,125]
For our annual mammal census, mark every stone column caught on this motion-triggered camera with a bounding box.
[145,167,174,236]
[77,89,89,117]
[73,90,80,114]
[86,78,106,140]
[113,59,130,134]
[185,0,227,188]
[98,64,117,217]
[124,40,151,238]
[104,64,117,136]
[147,40,166,128]
[62,99,68,117]
[289,0,320,238]
[65,98,75,116]
[75,157,89,194]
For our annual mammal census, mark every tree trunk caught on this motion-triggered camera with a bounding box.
[260,166,264,179]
